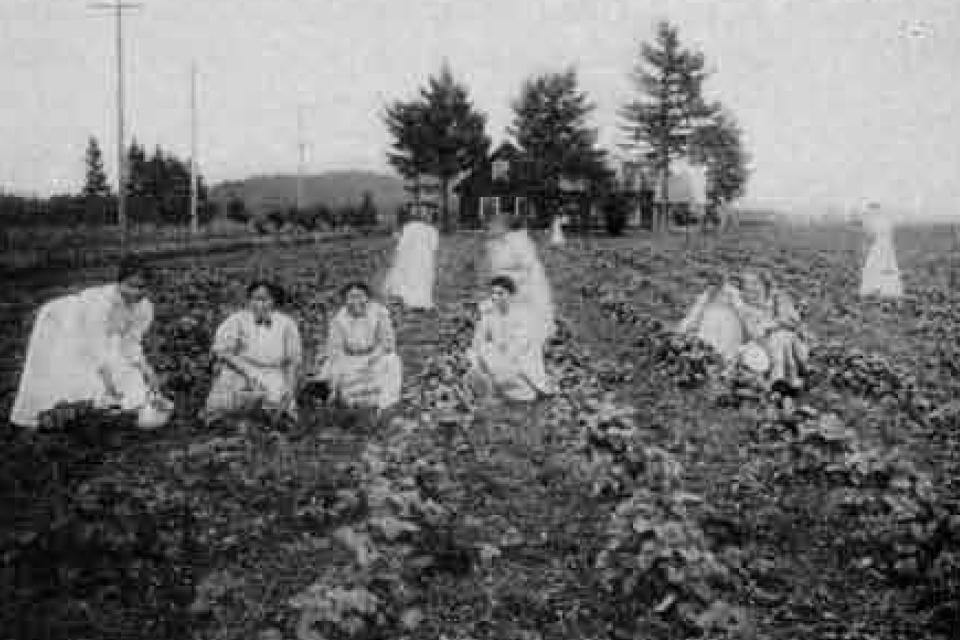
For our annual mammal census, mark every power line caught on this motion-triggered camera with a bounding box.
[89,1,142,255]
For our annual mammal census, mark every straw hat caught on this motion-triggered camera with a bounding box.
[739,343,771,374]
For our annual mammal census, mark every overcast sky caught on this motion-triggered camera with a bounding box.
[1,0,958,217]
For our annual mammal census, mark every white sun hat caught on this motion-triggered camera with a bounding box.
[739,343,771,375]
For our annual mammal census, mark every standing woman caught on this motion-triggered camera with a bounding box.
[859,213,902,299]
[204,280,302,424]
[10,255,171,429]
[384,213,440,310]
[486,215,555,348]
[318,281,402,411]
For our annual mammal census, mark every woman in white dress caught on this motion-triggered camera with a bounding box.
[859,215,902,298]
[466,276,552,403]
[735,270,809,393]
[318,282,402,411]
[676,272,746,364]
[204,280,302,424]
[486,216,555,349]
[385,217,440,310]
[10,256,171,429]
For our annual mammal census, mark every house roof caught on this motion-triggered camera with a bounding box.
[490,140,521,161]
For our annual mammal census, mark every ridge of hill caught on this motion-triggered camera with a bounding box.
[210,170,407,217]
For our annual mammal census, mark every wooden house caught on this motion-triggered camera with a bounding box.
[453,142,594,229]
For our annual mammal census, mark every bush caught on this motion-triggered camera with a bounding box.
[226,198,250,225]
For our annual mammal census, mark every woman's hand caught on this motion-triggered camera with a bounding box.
[365,351,383,370]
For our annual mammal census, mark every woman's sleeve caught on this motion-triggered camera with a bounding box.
[471,310,491,354]
[676,290,710,334]
[119,301,153,365]
[375,306,397,354]
[325,312,345,359]
[212,313,242,356]
[285,316,303,367]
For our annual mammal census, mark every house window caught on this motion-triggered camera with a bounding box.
[499,196,515,215]
[515,196,528,218]
[492,159,509,182]
[480,196,499,221]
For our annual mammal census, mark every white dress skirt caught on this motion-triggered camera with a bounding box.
[860,230,902,298]
[385,221,440,309]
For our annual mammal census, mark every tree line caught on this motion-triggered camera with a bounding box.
[223,190,381,234]
[384,20,749,232]
[2,137,383,233]
[0,137,218,229]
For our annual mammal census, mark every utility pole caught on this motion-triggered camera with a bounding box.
[296,105,307,213]
[90,1,142,255]
[190,62,199,234]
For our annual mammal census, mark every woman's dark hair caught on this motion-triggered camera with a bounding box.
[507,216,526,231]
[490,275,516,294]
[247,279,286,305]
[117,254,152,284]
[340,280,371,298]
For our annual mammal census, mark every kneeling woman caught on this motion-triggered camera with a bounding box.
[466,276,553,403]
[205,281,303,423]
[736,270,810,392]
[319,282,402,410]
[676,271,746,364]
[10,256,171,429]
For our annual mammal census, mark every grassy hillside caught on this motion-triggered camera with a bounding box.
[210,170,406,218]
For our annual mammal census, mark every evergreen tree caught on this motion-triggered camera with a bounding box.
[125,140,151,225]
[384,62,490,232]
[508,68,610,195]
[124,140,210,227]
[83,136,111,198]
[620,21,717,230]
[689,107,750,207]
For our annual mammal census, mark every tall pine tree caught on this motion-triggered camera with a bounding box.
[620,21,716,230]
[509,68,610,222]
[384,62,490,232]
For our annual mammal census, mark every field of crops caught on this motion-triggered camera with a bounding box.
[1,221,958,640]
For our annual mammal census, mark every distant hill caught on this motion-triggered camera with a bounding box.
[210,170,407,218]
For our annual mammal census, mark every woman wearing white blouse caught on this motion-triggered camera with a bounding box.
[205,280,302,423]
[10,256,170,429]
[318,281,402,410]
